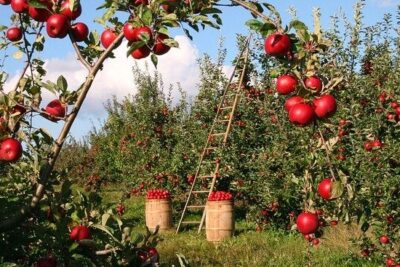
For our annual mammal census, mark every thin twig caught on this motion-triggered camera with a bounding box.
[12,23,45,92]
[95,248,121,256]
[230,0,274,25]
[68,32,92,71]
[318,128,337,180]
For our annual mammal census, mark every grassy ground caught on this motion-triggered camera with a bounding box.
[98,185,380,267]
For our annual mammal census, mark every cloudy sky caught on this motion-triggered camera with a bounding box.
[1,1,398,139]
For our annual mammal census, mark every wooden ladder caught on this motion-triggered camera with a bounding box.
[176,36,252,234]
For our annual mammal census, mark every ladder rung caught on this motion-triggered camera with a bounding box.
[182,221,201,224]
[193,190,209,193]
[216,119,230,123]
[187,205,206,209]
[205,147,217,150]
[220,106,233,110]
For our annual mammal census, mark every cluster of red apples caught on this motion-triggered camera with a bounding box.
[146,189,171,200]
[294,177,337,242]
[264,33,337,126]
[2,0,172,60]
[208,191,233,201]
[2,0,89,42]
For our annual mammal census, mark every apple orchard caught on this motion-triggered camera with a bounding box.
[0,0,400,266]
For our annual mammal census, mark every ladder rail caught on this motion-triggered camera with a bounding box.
[176,35,252,233]
[197,40,252,233]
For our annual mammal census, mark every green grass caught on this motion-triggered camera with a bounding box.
[97,185,380,267]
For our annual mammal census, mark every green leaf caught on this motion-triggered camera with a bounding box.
[200,8,222,15]
[331,180,344,199]
[68,242,79,252]
[28,0,47,9]
[141,8,153,25]
[289,20,308,32]
[90,224,121,244]
[57,75,68,92]
[245,19,263,31]
[151,54,158,68]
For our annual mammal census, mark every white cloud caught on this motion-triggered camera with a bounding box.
[39,35,201,117]
[372,0,397,8]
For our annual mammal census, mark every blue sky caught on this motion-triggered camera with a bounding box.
[0,1,398,139]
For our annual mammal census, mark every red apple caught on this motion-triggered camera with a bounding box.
[153,33,171,55]
[131,0,148,5]
[296,212,319,234]
[6,27,22,42]
[131,46,151,59]
[69,225,91,241]
[60,0,81,20]
[0,138,23,162]
[45,99,66,120]
[276,74,297,95]
[11,0,28,13]
[288,103,315,126]
[46,14,70,39]
[100,29,118,48]
[28,0,53,22]
[317,178,335,200]
[304,76,323,91]
[71,22,88,42]
[264,33,291,57]
[313,94,337,119]
[284,96,304,112]
[386,258,395,267]
[132,26,153,42]
[380,235,390,244]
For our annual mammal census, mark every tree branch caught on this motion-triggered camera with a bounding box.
[68,32,92,71]
[230,0,275,25]
[0,32,125,232]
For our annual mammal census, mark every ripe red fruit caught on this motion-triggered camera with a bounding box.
[11,0,28,13]
[276,74,297,95]
[60,0,81,20]
[46,14,70,39]
[208,191,233,201]
[0,0,11,5]
[386,215,394,225]
[71,22,89,42]
[0,138,23,162]
[28,0,52,22]
[101,29,118,48]
[264,33,291,57]
[36,257,57,267]
[296,212,319,234]
[312,238,320,246]
[395,106,400,115]
[390,102,399,109]
[45,99,66,120]
[318,178,334,200]
[339,119,347,126]
[304,76,323,91]
[313,94,337,119]
[161,0,180,13]
[131,0,148,5]
[6,27,22,42]
[153,33,171,55]
[123,23,136,41]
[133,26,153,42]
[380,235,390,244]
[69,225,91,241]
[303,234,313,242]
[372,139,382,149]
[148,247,158,258]
[364,141,373,151]
[284,96,304,112]
[288,103,315,126]
[330,220,338,226]
[131,46,151,59]
[386,258,395,267]
[361,249,369,257]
